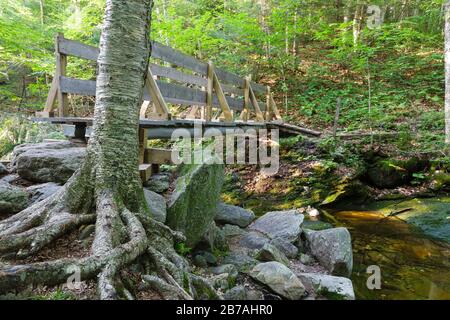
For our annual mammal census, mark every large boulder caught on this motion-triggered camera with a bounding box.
[26,182,61,205]
[304,227,353,277]
[215,202,255,227]
[144,172,170,193]
[166,162,224,247]
[144,189,167,223]
[248,209,304,243]
[0,163,8,175]
[199,222,228,251]
[255,243,290,266]
[250,262,306,300]
[222,252,258,272]
[0,182,29,214]
[366,157,427,189]
[297,273,355,300]
[13,141,85,184]
[239,231,270,250]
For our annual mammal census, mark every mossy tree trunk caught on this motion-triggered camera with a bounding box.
[0,0,216,300]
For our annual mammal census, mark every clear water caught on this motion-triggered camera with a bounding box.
[328,207,450,300]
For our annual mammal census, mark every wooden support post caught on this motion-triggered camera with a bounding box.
[139,164,152,183]
[270,93,282,121]
[40,76,58,116]
[212,72,233,122]
[138,128,148,164]
[206,61,214,122]
[74,123,87,140]
[144,148,174,165]
[56,33,68,117]
[140,100,151,118]
[145,68,170,120]
[249,83,265,122]
[266,86,272,121]
[240,76,251,122]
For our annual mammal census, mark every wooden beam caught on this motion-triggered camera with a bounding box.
[270,93,282,121]
[54,36,266,93]
[206,61,214,121]
[56,33,68,117]
[213,71,233,122]
[138,128,148,164]
[59,76,247,111]
[249,83,265,122]
[43,77,58,113]
[265,86,272,121]
[145,68,170,120]
[240,76,250,122]
[144,148,175,165]
[58,37,99,61]
[140,100,151,118]
[139,164,153,182]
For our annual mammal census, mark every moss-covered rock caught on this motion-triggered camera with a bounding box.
[0,182,29,214]
[167,161,224,247]
[366,157,428,189]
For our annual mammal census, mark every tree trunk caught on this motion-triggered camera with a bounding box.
[353,1,364,46]
[39,0,45,25]
[445,1,450,145]
[0,0,213,300]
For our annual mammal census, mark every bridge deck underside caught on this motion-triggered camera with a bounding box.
[32,117,322,139]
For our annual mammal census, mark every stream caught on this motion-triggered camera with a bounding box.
[325,198,450,300]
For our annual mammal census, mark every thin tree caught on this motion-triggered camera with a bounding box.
[445,0,450,145]
[0,0,215,300]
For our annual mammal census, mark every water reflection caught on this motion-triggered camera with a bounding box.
[329,210,450,300]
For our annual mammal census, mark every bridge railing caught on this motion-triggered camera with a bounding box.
[38,33,282,124]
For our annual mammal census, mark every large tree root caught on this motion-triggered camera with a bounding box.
[0,180,218,300]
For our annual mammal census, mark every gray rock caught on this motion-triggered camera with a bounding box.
[305,228,353,277]
[297,273,355,300]
[215,202,255,227]
[209,273,233,291]
[299,253,315,265]
[143,189,167,223]
[0,163,8,175]
[246,289,265,300]
[167,160,224,247]
[223,286,247,300]
[222,252,258,272]
[0,182,29,214]
[269,237,298,259]
[200,222,228,251]
[11,141,75,164]
[193,255,208,268]
[302,220,333,231]
[79,224,95,240]
[210,264,237,277]
[249,209,304,243]
[255,243,290,266]
[250,262,306,300]
[239,232,270,250]
[144,173,170,193]
[222,224,247,237]
[196,251,218,266]
[0,174,19,184]
[26,182,61,205]
[13,142,85,183]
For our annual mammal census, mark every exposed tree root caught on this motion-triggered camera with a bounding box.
[0,183,218,300]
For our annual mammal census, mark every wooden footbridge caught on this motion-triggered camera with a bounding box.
[33,34,322,181]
